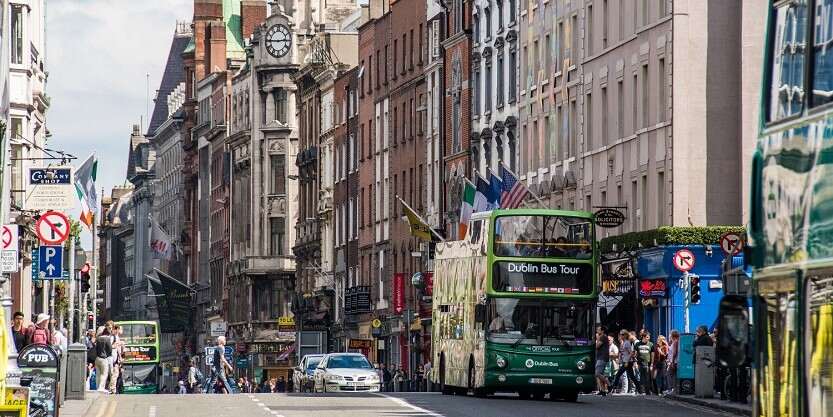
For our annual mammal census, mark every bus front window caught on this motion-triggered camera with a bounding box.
[486,298,593,346]
[494,215,593,259]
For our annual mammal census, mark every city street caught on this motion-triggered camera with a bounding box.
[78,392,736,417]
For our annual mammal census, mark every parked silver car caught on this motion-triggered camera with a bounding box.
[293,354,325,392]
[313,353,381,393]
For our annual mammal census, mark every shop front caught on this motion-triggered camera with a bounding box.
[249,341,297,387]
[635,245,727,337]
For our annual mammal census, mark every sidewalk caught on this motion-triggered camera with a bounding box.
[665,393,751,416]
[60,391,103,417]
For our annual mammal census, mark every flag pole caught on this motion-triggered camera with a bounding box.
[397,195,445,242]
[500,162,547,206]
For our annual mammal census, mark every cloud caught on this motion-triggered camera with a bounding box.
[46,0,191,200]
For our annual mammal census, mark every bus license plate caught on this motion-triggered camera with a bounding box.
[529,378,552,384]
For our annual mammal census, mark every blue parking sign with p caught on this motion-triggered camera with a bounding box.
[38,245,63,279]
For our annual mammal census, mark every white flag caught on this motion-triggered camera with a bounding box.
[149,216,173,260]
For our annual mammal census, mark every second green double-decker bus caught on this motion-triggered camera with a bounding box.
[115,321,161,394]
[430,208,596,401]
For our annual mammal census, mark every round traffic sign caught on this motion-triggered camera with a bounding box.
[35,211,71,245]
[673,249,696,272]
[1,225,16,250]
[719,232,744,256]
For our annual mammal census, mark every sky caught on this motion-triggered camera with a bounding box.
[45,0,191,221]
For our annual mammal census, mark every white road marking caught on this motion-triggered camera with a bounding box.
[148,406,157,417]
[380,394,445,416]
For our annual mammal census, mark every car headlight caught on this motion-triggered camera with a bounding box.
[367,374,380,381]
[495,355,507,369]
[576,359,587,371]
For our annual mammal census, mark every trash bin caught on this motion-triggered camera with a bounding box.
[695,346,715,398]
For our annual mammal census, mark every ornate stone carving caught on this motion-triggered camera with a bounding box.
[268,196,287,216]
[269,139,286,154]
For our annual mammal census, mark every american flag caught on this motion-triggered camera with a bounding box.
[500,164,530,209]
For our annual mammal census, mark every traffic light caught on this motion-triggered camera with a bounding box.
[689,274,701,304]
[87,313,94,329]
[80,263,91,293]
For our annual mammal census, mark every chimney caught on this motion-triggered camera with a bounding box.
[194,0,224,21]
[208,21,228,72]
[241,1,268,40]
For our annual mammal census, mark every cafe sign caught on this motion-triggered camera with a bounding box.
[594,208,626,228]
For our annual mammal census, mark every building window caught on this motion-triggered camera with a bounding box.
[642,64,649,128]
[270,217,285,255]
[474,14,480,43]
[509,0,516,23]
[497,0,504,30]
[768,1,806,119]
[617,79,624,138]
[603,0,609,48]
[497,55,504,107]
[485,62,492,112]
[473,68,480,115]
[601,86,609,146]
[658,58,666,121]
[452,95,461,152]
[11,5,23,65]
[571,14,579,63]
[270,155,286,194]
[557,21,564,72]
[274,88,288,123]
[485,7,491,38]
[509,50,517,102]
[632,73,638,134]
[585,92,593,150]
[586,4,593,56]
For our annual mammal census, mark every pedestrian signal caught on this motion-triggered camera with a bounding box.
[689,275,701,304]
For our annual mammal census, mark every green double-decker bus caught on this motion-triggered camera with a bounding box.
[115,321,161,394]
[716,2,833,417]
[431,208,596,401]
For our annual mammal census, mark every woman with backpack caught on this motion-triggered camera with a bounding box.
[27,314,52,346]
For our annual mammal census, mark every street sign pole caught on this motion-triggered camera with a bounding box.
[68,236,75,343]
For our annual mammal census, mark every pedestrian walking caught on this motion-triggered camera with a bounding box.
[611,330,641,394]
[94,326,112,393]
[634,332,654,394]
[382,363,391,392]
[27,313,52,347]
[594,326,610,396]
[654,335,669,394]
[667,330,680,394]
[277,376,286,392]
[211,336,233,393]
[109,324,124,394]
[178,380,187,394]
[607,334,619,390]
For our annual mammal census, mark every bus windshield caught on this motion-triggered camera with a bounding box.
[486,298,593,346]
[119,323,158,345]
[493,215,593,259]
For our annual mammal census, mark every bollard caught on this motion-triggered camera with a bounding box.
[66,343,87,400]
[695,346,716,398]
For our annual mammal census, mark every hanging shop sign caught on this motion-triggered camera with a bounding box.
[26,167,75,212]
[600,259,636,296]
[594,208,626,228]
[393,273,405,314]
[639,279,667,297]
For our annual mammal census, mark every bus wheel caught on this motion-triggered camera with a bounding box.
[468,362,486,398]
[440,356,452,395]
[562,391,579,402]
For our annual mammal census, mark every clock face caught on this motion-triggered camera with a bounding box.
[266,24,292,58]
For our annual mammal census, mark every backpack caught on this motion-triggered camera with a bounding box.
[30,327,49,345]
[86,344,97,364]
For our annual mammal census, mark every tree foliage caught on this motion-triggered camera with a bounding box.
[599,226,747,253]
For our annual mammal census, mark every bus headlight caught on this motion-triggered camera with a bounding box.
[575,359,587,371]
[496,355,507,368]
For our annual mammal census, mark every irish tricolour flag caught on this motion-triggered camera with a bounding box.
[458,180,476,239]
[74,154,98,229]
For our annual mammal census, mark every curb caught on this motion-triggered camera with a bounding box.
[665,394,751,416]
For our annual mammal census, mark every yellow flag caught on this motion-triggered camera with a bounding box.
[399,196,434,241]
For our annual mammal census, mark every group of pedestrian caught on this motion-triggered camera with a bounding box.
[89,321,124,394]
[594,325,708,396]
[10,311,68,355]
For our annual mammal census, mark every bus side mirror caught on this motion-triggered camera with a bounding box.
[475,304,486,323]
[716,295,750,368]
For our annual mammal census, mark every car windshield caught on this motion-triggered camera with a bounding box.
[486,298,593,346]
[326,355,372,369]
[306,357,322,370]
[493,215,593,259]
